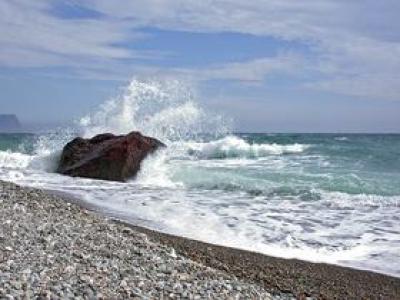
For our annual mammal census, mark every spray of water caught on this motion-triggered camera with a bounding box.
[79,78,231,143]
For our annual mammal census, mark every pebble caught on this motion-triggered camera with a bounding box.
[0,180,294,299]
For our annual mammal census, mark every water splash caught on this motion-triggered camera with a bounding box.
[79,78,231,142]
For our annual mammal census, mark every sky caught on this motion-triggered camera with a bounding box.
[0,0,400,132]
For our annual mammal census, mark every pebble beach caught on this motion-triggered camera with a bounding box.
[1,180,399,299]
[0,181,290,299]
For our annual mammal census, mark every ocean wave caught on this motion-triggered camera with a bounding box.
[0,149,60,173]
[334,136,348,141]
[0,150,32,169]
[318,190,400,208]
[186,136,309,159]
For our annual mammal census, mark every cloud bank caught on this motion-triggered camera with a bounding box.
[1,0,399,100]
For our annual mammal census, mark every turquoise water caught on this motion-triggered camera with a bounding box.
[0,133,34,153]
[178,133,400,197]
[2,132,400,198]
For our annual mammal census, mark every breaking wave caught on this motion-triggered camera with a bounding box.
[186,136,308,159]
[0,150,32,169]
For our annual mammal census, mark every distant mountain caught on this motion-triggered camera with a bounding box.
[0,114,21,132]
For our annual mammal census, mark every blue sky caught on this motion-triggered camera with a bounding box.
[1,0,400,132]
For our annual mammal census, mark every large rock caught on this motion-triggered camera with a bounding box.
[57,131,165,182]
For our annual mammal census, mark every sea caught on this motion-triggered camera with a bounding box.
[1,79,399,277]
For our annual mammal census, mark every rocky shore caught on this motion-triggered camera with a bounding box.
[1,180,399,299]
[0,181,290,299]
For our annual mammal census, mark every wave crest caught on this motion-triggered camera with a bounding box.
[0,150,32,169]
[186,136,308,159]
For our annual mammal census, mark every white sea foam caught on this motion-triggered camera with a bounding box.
[335,136,349,141]
[186,135,308,159]
[0,150,32,169]
[0,149,61,176]
[135,150,180,188]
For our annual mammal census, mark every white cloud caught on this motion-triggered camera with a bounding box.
[1,0,400,100]
[0,0,138,67]
[307,35,400,100]
[84,0,400,100]
[168,53,304,84]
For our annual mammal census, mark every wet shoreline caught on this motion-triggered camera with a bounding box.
[1,180,399,299]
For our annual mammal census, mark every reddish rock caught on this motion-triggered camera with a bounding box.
[57,131,165,182]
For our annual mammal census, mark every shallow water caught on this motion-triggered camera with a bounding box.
[1,79,399,277]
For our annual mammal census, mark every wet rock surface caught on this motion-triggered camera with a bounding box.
[0,181,291,299]
[57,131,165,182]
